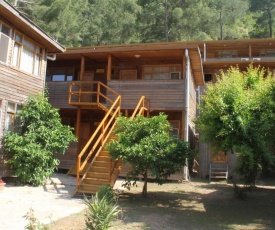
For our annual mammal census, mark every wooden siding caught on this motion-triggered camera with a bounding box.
[0,65,44,102]
[47,82,75,109]
[107,80,186,111]
[55,142,77,169]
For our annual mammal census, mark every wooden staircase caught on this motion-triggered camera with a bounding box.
[68,81,150,195]
[209,163,229,182]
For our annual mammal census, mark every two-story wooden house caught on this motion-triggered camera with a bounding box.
[46,43,203,193]
[46,38,275,192]
[0,0,64,176]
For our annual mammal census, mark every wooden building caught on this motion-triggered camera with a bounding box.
[46,43,203,193]
[0,0,64,176]
[46,38,275,192]
[197,38,275,180]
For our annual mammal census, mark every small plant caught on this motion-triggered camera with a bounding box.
[84,192,120,230]
[97,185,117,203]
[24,208,48,230]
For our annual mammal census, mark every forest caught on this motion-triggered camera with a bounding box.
[7,0,275,47]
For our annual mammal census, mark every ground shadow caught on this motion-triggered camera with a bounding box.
[113,178,275,230]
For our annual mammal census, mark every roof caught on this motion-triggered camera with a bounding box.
[56,42,205,86]
[0,0,65,53]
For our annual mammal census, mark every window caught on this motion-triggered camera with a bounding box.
[0,22,11,64]
[169,120,180,138]
[143,65,181,80]
[5,102,22,133]
[12,32,43,76]
[46,68,75,81]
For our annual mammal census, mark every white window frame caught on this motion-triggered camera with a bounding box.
[12,31,44,76]
[0,21,11,64]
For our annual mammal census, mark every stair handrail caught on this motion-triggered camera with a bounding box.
[131,96,150,119]
[68,81,120,110]
[108,96,150,185]
[76,94,121,187]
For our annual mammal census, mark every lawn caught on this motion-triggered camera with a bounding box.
[47,178,275,230]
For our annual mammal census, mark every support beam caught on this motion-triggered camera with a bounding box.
[107,54,112,80]
[76,108,81,155]
[80,56,85,81]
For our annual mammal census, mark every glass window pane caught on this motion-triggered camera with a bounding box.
[5,113,14,133]
[67,75,73,81]
[0,33,9,63]
[7,102,15,112]
[1,25,10,36]
[52,75,65,81]
[15,33,22,43]
[23,38,36,51]
[34,55,40,76]
[21,48,34,74]
[12,43,20,66]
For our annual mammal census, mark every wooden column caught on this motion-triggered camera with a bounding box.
[107,54,112,80]
[80,56,85,81]
[76,108,81,154]
[181,111,185,139]
[182,51,187,80]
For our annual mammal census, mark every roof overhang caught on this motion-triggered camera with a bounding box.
[56,42,204,85]
[0,0,65,53]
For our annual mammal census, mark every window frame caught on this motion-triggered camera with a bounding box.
[0,21,12,64]
[12,31,44,76]
[46,67,75,82]
[5,102,22,133]
[142,64,182,80]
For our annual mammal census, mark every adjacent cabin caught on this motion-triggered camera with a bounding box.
[46,38,275,193]
[0,0,64,176]
[196,38,275,180]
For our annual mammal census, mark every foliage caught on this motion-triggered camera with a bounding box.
[107,113,190,196]
[4,93,76,186]
[84,193,119,230]
[9,0,275,46]
[24,208,49,230]
[196,65,275,185]
[97,185,117,203]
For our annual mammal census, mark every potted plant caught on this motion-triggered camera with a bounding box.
[0,179,6,191]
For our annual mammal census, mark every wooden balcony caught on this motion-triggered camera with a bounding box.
[107,79,186,111]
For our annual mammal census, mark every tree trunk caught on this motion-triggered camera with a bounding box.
[268,10,272,37]
[142,170,148,197]
[165,0,169,42]
[219,10,223,40]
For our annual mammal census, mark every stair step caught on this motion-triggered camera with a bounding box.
[82,178,109,185]
[78,183,111,192]
[96,156,111,161]
[100,150,110,156]
[93,161,109,167]
[211,176,227,178]
[87,172,109,179]
[90,166,109,173]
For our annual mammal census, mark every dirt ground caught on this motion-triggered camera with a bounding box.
[47,177,275,230]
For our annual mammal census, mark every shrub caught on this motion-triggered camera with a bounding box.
[4,93,76,186]
[84,192,119,230]
[97,185,116,203]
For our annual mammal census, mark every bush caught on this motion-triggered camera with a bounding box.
[4,93,76,186]
[97,185,116,203]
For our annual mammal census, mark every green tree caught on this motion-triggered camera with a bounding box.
[107,113,190,197]
[196,65,275,185]
[250,0,275,38]
[4,93,76,186]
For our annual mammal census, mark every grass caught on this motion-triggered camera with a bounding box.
[47,178,275,230]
